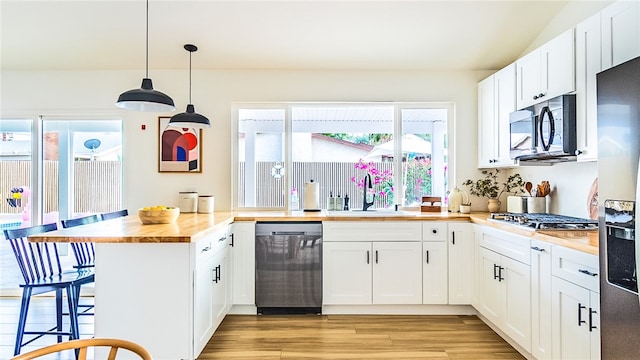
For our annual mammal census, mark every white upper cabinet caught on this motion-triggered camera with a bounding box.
[517,28,576,109]
[575,13,602,162]
[477,64,516,168]
[601,0,640,70]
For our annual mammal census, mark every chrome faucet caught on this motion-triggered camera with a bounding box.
[362,174,375,211]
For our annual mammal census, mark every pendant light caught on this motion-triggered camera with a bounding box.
[168,44,211,128]
[115,0,175,112]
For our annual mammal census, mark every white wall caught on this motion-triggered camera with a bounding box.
[1,69,490,211]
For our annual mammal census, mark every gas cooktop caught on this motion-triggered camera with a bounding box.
[489,212,598,230]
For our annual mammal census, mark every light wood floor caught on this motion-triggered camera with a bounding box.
[199,314,525,360]
[0,298,524,359]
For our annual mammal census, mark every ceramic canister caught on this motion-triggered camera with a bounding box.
[179,192,198,213]
[198,195,214,213]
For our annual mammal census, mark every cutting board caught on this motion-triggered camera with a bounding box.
[587,177,598,220]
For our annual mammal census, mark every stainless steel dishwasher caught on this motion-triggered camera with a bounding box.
[255,221,322,314]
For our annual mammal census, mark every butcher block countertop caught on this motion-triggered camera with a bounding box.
[28,210,598,255]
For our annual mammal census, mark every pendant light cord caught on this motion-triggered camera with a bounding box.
[189,51,192,103]
[145,0,149,78]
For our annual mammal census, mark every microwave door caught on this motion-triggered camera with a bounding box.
[538,106,555,151]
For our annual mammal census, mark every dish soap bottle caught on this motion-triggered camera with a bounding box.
[327,191,335,211]
[335,193,344,212]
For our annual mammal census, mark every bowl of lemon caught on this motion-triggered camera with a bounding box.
[138,206,180,224]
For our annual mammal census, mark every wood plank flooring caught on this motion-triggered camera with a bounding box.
[0,297,524,359]
[198,315,525,360]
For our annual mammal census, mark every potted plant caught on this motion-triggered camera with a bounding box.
[462,169,525,212]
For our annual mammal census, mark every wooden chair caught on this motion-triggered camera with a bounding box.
[10,338,152,360]
[100,209,128,221]
[3,224,95,356]
[61,215,101,269]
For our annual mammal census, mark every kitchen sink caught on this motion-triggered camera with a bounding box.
[326,209,418,216]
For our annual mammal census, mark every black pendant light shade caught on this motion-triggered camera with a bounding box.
[115,0,175,112]
[168,44,211,129]
[116,78,175,112]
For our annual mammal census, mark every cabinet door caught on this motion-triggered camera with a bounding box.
[448,223,474,304]
[373,242,422,304]
[212,247,229,329]
[493,64,516,167]
[323,242,372,305]
[231,222,255,306]
[516,49,541,109]
[552,276,592,360]
[478,247,503,324]
[194,240,216,356]
[478,75,496,168]
[542,28,575,100]
[589,290,601,360]
[422,241,448,304]
[575,13,602,162]
[502,255,532,352]
[531,241,553,359]
[601,0,640,70]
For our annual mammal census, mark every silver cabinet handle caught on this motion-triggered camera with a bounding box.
[531,246,546,252]
[578,269,598,277]
[201,245,211,253]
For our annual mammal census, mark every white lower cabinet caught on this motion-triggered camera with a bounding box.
[422,241,448,304]
[193,227,231,357]
[423,222,448,304]
[551,246,600,360]
[448,222,475,304]
[323,241,422,304]
[476,226,531,353]
[530,240,552,359]
[230,221,255,306]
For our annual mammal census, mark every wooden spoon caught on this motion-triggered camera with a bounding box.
[525,182,533,196]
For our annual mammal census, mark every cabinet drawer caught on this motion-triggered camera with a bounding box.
[552,245,599,293]
[323,221,422,242]
[480,226,531,265]
[197,227,229,257]
[422,222,447,242]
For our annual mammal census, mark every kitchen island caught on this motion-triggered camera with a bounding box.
[27,210,598,359]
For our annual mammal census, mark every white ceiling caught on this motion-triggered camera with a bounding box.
[0,0,601,72]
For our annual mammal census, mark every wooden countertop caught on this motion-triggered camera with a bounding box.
[28,210,599,255]
[28,212,235,244]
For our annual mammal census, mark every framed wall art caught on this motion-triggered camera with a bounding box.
[158,116,202,172]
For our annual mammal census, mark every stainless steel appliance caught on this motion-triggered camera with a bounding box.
[509,94,577,163]
[489,212,598,230]
[255,221,322,314]
[597,55,640,358]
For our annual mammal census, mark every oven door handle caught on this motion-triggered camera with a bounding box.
[636,155,640,307]
[538,106,555,151]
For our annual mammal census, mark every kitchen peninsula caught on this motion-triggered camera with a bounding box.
[28,211,598,359]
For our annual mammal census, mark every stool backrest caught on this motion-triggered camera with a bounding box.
[3,223,62,285]
[100,209,128,221]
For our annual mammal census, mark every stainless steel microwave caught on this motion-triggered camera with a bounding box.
[509,94,577,163]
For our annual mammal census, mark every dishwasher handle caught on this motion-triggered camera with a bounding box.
[271,231,307,236]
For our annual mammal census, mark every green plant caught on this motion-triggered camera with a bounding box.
[462,169,524,200]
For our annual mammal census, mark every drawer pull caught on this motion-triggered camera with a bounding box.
[578,269,598,277]
[589,308,598,332]
[218,236,227,242]
[201,246,211,253]
[531,246,546,252]
[578,303,587,326]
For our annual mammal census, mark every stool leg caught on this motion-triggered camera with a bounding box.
[56,288,63,343]
[66,286,79,340]
[14,288,32,356]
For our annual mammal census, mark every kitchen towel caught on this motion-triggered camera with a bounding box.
[304,180,320,210]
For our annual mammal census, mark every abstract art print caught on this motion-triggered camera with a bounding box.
[158,117,202,172]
